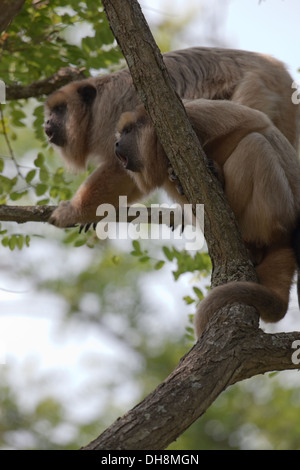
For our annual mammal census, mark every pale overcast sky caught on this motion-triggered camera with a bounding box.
[142,0,299,80]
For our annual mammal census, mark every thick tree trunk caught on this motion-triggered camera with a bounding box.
[83,318,300,450]
[0,0,26,34]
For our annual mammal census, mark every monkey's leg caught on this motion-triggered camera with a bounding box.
[223,132,297,245]
[255,245,296,321]
[49,162,143,228]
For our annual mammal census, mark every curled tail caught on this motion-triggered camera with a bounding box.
[194,281,287,339]
[195,245,296,339]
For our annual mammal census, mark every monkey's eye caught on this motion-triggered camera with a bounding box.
[122,125,133,135]
[52,104,66,114]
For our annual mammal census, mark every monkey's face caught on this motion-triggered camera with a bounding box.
[115,107,169,194]
[114,112,145,173]
[45,82,97,170]
[44,99,67,147]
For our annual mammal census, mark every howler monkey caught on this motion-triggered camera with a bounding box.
[44,47,299,228]
[114,100,300,338]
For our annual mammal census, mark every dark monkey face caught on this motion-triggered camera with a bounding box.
[115,119,145,173]
[115,108,151,174]
[45,103,67,146]
[115,108,169,194]
[45,83,97,150]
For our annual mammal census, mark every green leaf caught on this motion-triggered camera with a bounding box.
[131,240,143,256]
[139,256,150,263]
[64,231,81,244]
[192,286,204,300]
[1,236,9,247]
[162,246,174,261]
[39,168,49,183]
[183,295,195,305]
[15,235,24,250]
[8,236,16,251]
[26,169,36,183]
[34,153,45,168]
[37,198,50,205]
[74,238,87,247]
[11,108,26,127]
[10,191,28,201]
[35,183,48,196]
[154,260,165,270]
[53,167,66,184]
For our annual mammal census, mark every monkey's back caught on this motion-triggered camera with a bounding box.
[163,47,299,148]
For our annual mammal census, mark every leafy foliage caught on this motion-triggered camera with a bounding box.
[0,0,123,248]
[0,1,120,85]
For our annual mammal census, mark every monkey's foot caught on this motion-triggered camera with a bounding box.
[167,164,185,195]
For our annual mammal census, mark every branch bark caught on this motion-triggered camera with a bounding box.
[0,204,182,226]
[0,204,56,223]
[6,67,87,101]
[83,317,300,450]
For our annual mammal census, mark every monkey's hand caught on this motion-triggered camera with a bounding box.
[48,201,82,228]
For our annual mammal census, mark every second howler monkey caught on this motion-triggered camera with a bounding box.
[114,99,300,338]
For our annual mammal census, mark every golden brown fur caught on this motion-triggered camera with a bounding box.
[44,47,299,227]
[114,100,300,338]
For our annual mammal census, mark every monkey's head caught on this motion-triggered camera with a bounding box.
[115,106,169,195]
[44,80,97,170]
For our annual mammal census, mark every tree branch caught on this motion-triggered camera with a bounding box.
[83,316,300,450]
[0,204,182,227]
[6,67,87,101]
[0,204,55,223]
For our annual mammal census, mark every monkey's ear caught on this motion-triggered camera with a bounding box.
[77,84,97,105]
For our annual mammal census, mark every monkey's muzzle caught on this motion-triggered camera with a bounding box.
[44,121,66,147]
[114,142,128,169]
[45,122,54,142]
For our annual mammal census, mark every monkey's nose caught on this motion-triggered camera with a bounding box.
[45,122,52,137]
[114,142,128,168]
[45,122,55,143]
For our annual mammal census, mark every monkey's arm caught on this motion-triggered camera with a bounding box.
[184,100,271,167]
[49,162,143,227]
